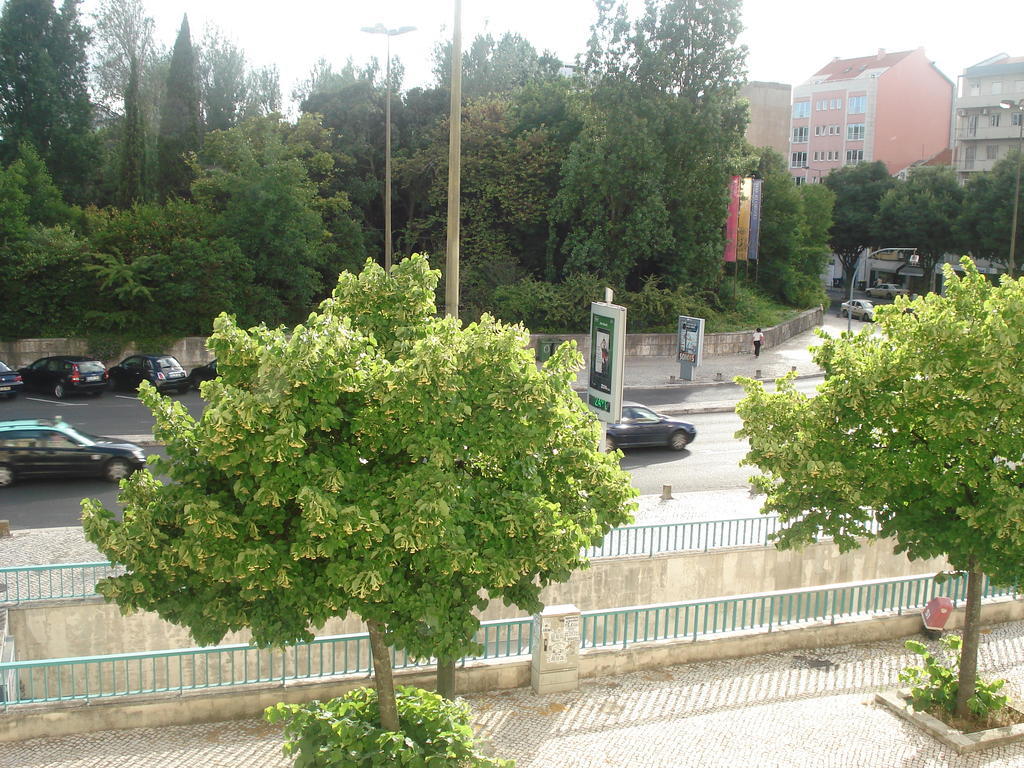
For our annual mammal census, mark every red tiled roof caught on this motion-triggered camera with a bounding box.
[811,50,916,83]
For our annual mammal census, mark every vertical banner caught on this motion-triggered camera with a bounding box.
[735,177,753,262]
[677,316,705,367]
[722,175,741,262]
[747,177,763,262]
[587,302,626,424]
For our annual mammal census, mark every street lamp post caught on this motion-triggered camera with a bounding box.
[362,23,416,271]
[999,99,1024,277]
[444,0,462,319]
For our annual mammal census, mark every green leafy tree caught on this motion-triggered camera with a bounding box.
[7,141,72,225]
[198,27,281,131]
[0,0,96,203]
[432,31,547,99]
[82,256,635,730]
[552,0,748,291]
[191,115,327,325]
[875,165,963,292]
[157,15,201,200]
[736,259,1024,719]
[956,150,1024,275]
[823,161,896,290]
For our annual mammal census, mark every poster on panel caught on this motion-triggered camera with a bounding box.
[587,302,626,424]
[677,316,705,367]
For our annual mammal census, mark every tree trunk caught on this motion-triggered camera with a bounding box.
[436,657,456,699]
[367,619,400,731]
[954,562,984,719]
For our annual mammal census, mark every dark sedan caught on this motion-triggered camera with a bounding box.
[188,359,217,390]
[109,354,190,394]
[607,402,697,452]
[18,356,108,399]
[0,362,23,399]
[0,418,146,487]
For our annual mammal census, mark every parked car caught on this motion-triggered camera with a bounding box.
[865,283,908,299]
[0,362,23,399]
[606,402,697,452]
[108,354,190,394]
[0,418,146,487]
[188,359,218,390]
[18,356,109,399]
[840,299,875,321]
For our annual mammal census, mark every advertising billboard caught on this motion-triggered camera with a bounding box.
[587,302,626,424]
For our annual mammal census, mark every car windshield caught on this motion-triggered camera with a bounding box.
[0,362,10,372]
[157,357,182,370]
[861,301,874,308]
[77,361,105,373]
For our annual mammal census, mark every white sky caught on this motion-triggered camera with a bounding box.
[84,0,1021,101]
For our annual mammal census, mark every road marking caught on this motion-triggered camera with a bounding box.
[24,397,88,407]
[114,395,141,401]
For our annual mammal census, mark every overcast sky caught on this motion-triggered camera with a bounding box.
[83,0,1021,101]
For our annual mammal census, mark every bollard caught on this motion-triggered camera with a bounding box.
[791,366,797,373]
[661,484,673,500]
[755,369,762,379]
[715,372,723,382]
[0,520,10,538]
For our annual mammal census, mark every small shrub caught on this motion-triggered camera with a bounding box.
[265,685,512,768]
[899,634,1009,718]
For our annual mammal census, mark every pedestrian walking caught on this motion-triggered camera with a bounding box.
[752,327,764,358]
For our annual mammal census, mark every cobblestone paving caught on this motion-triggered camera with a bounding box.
[4,622,1024,767]
[0,527,101,568]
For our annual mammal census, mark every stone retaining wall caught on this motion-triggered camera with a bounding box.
[0,308,823,370]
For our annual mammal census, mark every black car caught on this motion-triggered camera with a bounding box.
[0,362,23,399]
[108,354,190,394]
[188,359,217,390]
[0,418,146,487]
[606,402,697,452]
[18,356,109,399]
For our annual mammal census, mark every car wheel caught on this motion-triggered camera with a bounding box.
[104,458,133,482]
[0,465,13,487]
[53,383,65,399]
[669,430,691,451]
[605,435,617,452]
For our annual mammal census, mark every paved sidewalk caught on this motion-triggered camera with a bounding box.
[4,622,1024,767]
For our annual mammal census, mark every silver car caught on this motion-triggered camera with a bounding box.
[840,299,874,321]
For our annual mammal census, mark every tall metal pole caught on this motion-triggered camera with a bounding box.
[444,0,462,319]
[384,34,393,271]
[1009,112,1023,278]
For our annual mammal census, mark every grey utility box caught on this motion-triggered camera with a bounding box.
[531,604,581,695]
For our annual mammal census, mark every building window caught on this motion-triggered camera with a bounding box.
[964,144,975,170]
[791,152,808,168]
[793,101,810,118]
[847,123,866,140]
[968,115,978,137]
[987,145,999,160]
[991,81,1003,95]
[1013,112,1023,127]
[990,113,1001,127]
[848,95,866,114]
[845,149,864,165]
[831,98,840,110]
[969,82,980,96]
[792,126,808,143]
[794,176,806,185]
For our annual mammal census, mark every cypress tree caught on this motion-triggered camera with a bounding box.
[157,15,201,200]
[118,59,146,206]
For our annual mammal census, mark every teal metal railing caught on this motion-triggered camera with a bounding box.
[579,572,1014,649]
[0,616,533,709]
[0,562,123,604]
[0,572,1016,709]
[0,518,887,607]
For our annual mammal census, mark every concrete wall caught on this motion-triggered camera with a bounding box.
[2,596,1021,744]
[9,535,947,661]
[0,309,822,370]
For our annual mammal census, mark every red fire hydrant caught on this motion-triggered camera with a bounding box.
[922,596,954,639]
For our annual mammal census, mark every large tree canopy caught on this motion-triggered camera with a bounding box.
[737,259,1024,717]
[823,161,896,289]
[83,255,635,727]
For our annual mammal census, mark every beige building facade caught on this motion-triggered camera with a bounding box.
[954,53,1024,181]
[740,81,792,158]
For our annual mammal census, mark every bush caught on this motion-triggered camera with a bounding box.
[265,685,512,768]
[899,635,1009,718]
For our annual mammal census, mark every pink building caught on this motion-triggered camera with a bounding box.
[789,48,954,184]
